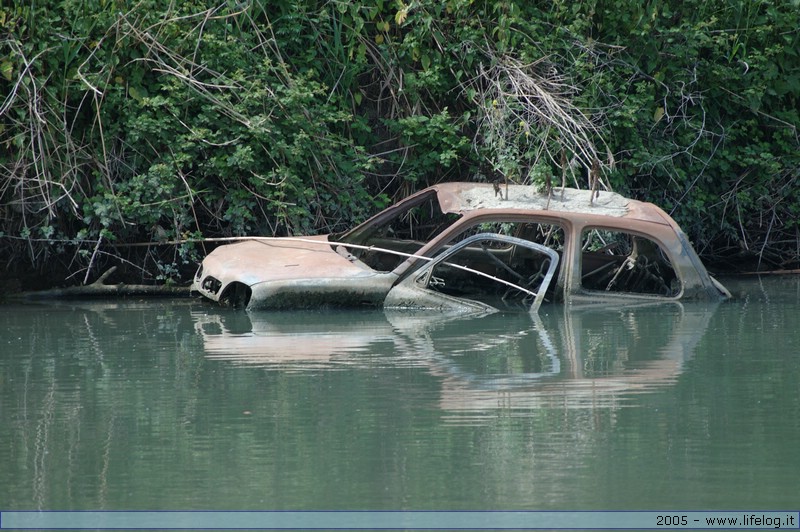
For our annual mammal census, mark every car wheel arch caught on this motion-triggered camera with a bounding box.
[219,282,252,309]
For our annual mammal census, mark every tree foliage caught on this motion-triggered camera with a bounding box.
[1,0,798,285]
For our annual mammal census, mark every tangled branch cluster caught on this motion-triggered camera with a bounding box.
[465,53,608,191]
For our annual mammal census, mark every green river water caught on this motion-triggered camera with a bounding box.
[1,276,798,520]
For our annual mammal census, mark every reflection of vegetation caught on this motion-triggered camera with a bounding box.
[0,304,640,509]
[2,291,799,509]
[1,303,207,509]
[574,307,678,377]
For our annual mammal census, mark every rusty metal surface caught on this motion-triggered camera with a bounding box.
[201,237,376,284]
[191,183,729,310]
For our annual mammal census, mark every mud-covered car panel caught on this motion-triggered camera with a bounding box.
[191,183,729,310]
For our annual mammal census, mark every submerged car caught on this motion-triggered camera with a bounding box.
[191,182,730,312]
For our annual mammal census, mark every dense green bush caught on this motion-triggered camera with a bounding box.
[566,0,800,269]
[1,0,798,285]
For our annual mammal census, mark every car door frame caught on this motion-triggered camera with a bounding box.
[384,233,560,314]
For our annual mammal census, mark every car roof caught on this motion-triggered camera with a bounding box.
[432,182,672,225]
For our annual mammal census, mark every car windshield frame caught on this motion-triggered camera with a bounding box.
[328,188,463,274]
[330,189,442,243]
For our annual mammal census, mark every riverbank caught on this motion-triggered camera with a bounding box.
[3,255,799,304]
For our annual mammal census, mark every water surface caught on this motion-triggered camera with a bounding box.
[1,277,798,513]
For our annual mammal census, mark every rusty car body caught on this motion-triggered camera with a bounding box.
[191,182,730,312]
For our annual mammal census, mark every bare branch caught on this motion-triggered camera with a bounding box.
[463,52,609,193]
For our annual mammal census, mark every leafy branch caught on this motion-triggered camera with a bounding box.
[464,52,609,194]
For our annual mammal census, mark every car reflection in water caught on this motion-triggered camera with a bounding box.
[193,302,718,420]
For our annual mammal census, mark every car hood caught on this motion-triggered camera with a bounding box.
[200,236,380,287]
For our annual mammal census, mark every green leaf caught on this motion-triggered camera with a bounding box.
[0,60,12,81]
[421,54,431,70]
[130,84,152,102]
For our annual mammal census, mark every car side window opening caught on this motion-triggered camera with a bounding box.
[423,222,565,308]
[581,228,679,297]
[446,220,565,252]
